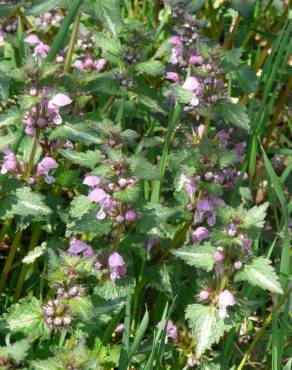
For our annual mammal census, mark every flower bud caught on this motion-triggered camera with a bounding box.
[116,215,124,224]
[29,88,37,96]
[214,250,225,262]
[53,317,62,326]
[198,290,209,301]
[118,178,127,188]
[125,210,137,222]
[204,172,213,181]
[234,261,242,270]
[63,316,72,325]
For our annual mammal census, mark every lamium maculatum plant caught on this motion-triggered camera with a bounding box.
[0,0,290,369]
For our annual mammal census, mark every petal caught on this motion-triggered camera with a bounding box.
[24,34,41,44]
[96,208,106,220]
[50,93,72,107]
[88,188,108,203]
[108,252,124,267]
[183,76,200,92]
[83,176,101,187]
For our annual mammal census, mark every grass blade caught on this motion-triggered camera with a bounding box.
[46,0,83,63]
[118,293,131,370]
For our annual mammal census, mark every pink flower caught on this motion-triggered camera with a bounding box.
[88,188,109,203]
[115,323,124,333]
[1,149,18,174]
[218,290,235,318]
[24,34,41,44]
[191,227,210,244]
[214,250,225,262]
[108,252,127,281]
[157,320,178,342]
[197,290,210,302]
[94,58,106,71]
[183,77,201,107]
[165,72,180,84]
[68,239,94,259]
[83,176,101,188]
[49,93,72,108]
[169,36,182,45]
[36,156,58,183]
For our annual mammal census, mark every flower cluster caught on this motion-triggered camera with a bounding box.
[68,239,127,281]
[1,149,58,184]
[24,92,72,135]
[84,175,139,223]
[35,7,64,30]
[24,34,51,59]
[43,299,72,331]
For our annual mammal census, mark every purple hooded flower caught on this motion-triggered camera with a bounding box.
[197,290,210,302]
[218,290,235,318]
[88,188,109,203]
[157,320,178,343]
[1,149,18,174]
[115,323,124,333]
[165,72,180,84]
[191,226,210,244]
[83,176,101,188]
[25,34,50,58]
[145,236,160,253]
[169,36,183,65]
[183,76,201,106]
[183,175,200,195]
[108,252,127,281]
[214,250,225,262]
[36,156,58,183]
[68,239,94,259]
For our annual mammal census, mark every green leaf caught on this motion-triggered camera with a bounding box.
[172,85,193,104]
[0,74,10,100]
[22,243,46,264]
[0,339,30,365]
[93,32,122,55]
[129,309,149,360]
[113,186,140,203]
[69,195,93,219]
[235,257,283,294]
[0,135,16,149]
[234,65,257,93]
[95,278,135,300]
[59,149,102,169]
[242,202,269,229]
[186,304,232,358]
[67,296,93,321]
[4,297,50,339]
[31,357,63,370]
[25,0,69,15]
[10,187,52,217]
[118,294,131,370]
[173,243,216,271]
[50,123,102,145]
[220,48,242,70]
[214,102,250,131]
[83,0,121,35]
[136,60,165,76]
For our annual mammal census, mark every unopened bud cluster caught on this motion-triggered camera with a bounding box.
[35,8,64,30]
[113,71,133,89]
[43,299,72,331]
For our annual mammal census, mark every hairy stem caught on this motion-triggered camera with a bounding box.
[24,128,40,181]
[0,229,23,295]
[13,223,42,302]
[64,10,81,73]
[237,288,292,370]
